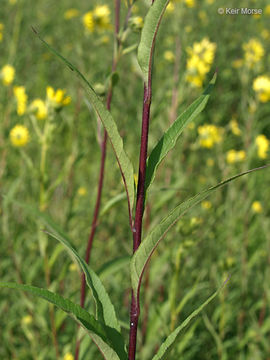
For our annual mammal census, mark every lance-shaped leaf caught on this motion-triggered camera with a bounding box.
[12,201,121,334]
[152,278,229,359]
[32,28,134,220]
[145,73,217,192]
[137,0,170,83]
[0,283,127,360]
[131,165,269,299]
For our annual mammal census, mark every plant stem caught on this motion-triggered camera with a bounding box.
[75,2,121,359]
[128,82,152,359]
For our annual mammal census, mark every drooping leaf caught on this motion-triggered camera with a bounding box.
[0,283,127,360]
[152,278,229,359]
[32,28,134,219]
[45,228,121,332]
[145,73,216,192]
[9,200,121,333]
[138,0,170,83]
[131,165,269,299]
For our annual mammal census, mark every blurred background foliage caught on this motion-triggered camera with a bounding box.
[0,0,270,359]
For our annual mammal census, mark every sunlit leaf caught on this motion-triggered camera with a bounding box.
[145,73,217,192]
[131,166,269,299]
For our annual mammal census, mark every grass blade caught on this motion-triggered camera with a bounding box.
[32,28,134,221]
[137,0,170,83]
[0,283,127,360]
[131,165,269,299]
[145,73,217,192]
[152,278,230,359]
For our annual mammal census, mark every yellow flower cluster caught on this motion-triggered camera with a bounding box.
[128,16,143,31]
[83,5,111,33]
[252,201,263,214]
[169,0,196,8]
[63,352,74,360]
[46,86,71,108]
[10,125,30,147]
[186,38,216,87]
[30,99,48,120]
[198,124,223,148]
[226,150,246,164]
[0,23,4,42]
[242,39,264,68]
[230,118,241,136]
[1,64,15,86]
[256,135,269,159]
[253,75,270,102]
[14,86,28,116]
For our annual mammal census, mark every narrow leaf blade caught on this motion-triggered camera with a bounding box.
[33,30,134,218]
[0,282,125,360]
[152,278,229,359]
[138,0,169,82]
[131,165,269,298]
[145,73,217,191]
[12,201,121,333]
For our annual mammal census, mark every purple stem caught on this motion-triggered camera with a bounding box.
[74,2,120,359]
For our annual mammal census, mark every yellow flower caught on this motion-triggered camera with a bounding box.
[265,4,270,15]
[63,352,74,360]
[30,99,48,120]
[1,64,15,86]
[77,187,87,196]
[252,201,262,213]
[186,38,216,87]
[226,150,246,164]
[64,8,80,20]
[83,12,94,32]
[206,0,214,4]
[22,315,32,325]
[185,0,195,8]
[255,135,269,159]
[164,50,175,62]
[10,125,30,147]
[201,200,212,210]
[242,39,264,68]
[83,5,111,33]
[0,23,4,42]
[166,3,175,12]
[46,86,71,108]
[13,86,27,116]
[253,76,270,103]
[198,124,223,148]
[129,16,143,31]
[230,118,241,136]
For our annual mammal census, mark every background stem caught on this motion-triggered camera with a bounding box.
[74,2,121,359]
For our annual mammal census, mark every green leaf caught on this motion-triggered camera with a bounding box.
[131,165,269,299]
[145,73,217,192]
[152,278,229,359]
[137,0,169,83]
[0,283,127,360]
[32,28,134,219]
[45,228,121,332]
[13,201,121,333]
